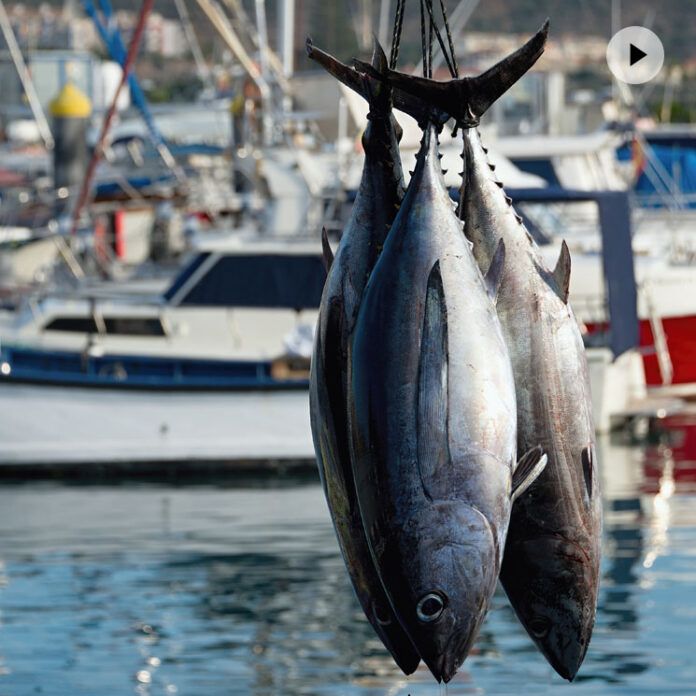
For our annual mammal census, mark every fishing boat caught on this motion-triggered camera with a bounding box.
[0,238,322,468]
[0,174,651,470]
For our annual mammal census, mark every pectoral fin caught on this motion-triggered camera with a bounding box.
[552,240,571,304]
[511,446,547,503]
[581,444,594,499]
[484,239,506,303]
[416,261,450,499]
[321,227,334,274]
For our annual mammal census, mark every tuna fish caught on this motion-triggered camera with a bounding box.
[349,123,546,684]
[307,39,420,674]
[356,21,600,680]
[461,126,602,682]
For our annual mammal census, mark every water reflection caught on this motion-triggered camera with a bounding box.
[0,416,695,694]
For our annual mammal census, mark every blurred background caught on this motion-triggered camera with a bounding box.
[0,1,694,694]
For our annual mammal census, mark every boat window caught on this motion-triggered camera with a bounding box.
[174,254,325,309]
[104,318,166,336]
[163,252,211,301]
[43,317,99,333]
[44,317,165,336]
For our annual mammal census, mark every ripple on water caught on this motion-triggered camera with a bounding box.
[0,423,695,694]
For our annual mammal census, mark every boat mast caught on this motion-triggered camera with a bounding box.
[0,0,54,150]
[254,0,271,98]
[280,0,294,113]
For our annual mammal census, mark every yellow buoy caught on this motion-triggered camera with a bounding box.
[49,82,92,119]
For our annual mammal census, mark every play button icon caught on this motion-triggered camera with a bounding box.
[607,26,664,84]
[629,43,647,66]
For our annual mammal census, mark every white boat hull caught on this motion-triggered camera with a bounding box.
[0,383,315,466]
[587,347,647,433]
[0,349,645,467]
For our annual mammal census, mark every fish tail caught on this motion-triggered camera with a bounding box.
[468,19,549,121]
[355,20,549,127]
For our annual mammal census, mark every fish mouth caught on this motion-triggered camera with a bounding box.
[541,628,591,682]
[428,627,476,684]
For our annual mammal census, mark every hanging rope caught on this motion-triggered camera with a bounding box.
[438,0,459,77]
[393,0,458,80]
[389,0,406,69]
[419,0,429,77]
[427,7,434,78]
[422,0,457,78]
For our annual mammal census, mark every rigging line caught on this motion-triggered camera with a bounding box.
[173,0,214,91]
[438,0,459,76]
[70,0,155,237]
[423,0,456,77]
[0,0,54,150]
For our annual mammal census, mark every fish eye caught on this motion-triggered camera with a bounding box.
[373,602,392,626]
[416,592,446,623]
[529,616,551,638]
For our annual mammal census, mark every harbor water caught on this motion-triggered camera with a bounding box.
[1,416,695,695]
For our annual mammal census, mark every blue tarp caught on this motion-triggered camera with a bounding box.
[617,142,696,208]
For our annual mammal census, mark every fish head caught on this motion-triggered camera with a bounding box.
[503,535,598,681]
[387,501,499,682]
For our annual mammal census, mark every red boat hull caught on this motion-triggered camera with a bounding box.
[587,314,696,386]
[639,316,696,386]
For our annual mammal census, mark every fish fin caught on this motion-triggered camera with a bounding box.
[581,445,594,499]
[416,261,449,501]
[361,37,392,110]
[484,239,506,303]
[321,227,334,274]
[307,38,367,99]
[511,446,547,504]
[552,239,571,304]
[371,35,388,72]
[468,20,549,120]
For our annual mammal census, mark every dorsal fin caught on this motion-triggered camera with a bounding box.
[511,446,547,503]
[484,239,506,303]
[321,227,334,274]
[552,240,571,304]
[362,36,390,107]
[371,35,388,72]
